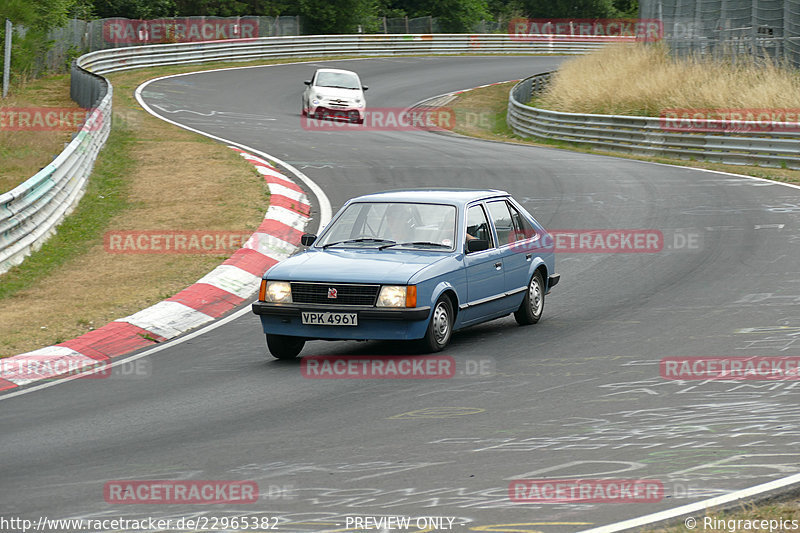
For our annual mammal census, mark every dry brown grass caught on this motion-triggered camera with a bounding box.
[0,74,83,193]
[0,69,269,355]
[537,43,800,116]
[447,76,800,185]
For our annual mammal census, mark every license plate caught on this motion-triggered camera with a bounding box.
[301,312,358,326]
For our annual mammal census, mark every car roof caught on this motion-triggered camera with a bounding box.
[315,68,359,76]
[349,188,509,207]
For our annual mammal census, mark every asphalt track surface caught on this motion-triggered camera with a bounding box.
[2,56,800,532]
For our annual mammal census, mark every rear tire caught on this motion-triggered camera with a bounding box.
[514,271,544,325]
[266,334,305,359]
[419,296,454,353]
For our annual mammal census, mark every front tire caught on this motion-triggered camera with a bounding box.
[266,334,305,359]
[515,271,544,325]
[419,296,454,352]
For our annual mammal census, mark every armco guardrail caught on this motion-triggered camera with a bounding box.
[79,34,619,75]
[0,34,617,275]
[508,71,800,170]
[0,65,110,275]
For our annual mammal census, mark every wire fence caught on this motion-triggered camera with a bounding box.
[379,17,504,34]
[639,0,800,67]
[5,16,303,77]
[4,15,513,80]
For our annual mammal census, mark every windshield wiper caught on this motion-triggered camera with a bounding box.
[379,241,451,250]
[323,85,358,89]
[322,238,395,249]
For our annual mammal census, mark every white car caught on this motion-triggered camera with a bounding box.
[302,68,367,124]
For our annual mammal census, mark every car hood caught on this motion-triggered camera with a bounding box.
[266,248,449,284]
[313,87,363,100]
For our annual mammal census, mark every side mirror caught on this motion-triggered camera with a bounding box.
[466,239,489,253]
[304,80,311,86]
[301,233,317,246]
[361,85,368,91]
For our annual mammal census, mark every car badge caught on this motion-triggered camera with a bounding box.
[328,288,338,299]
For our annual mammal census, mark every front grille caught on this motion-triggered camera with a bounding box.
[291,282,379,306]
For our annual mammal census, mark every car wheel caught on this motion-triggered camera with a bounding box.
[266,334,305,359]
[420,296,453,353]
[514,270,544,326]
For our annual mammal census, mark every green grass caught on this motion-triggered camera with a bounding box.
[0,123,134,301]
[445,81,800,185]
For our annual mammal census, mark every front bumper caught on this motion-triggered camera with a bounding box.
[252,301,432,341]
[309,106,363,121]
[252,301,430,320]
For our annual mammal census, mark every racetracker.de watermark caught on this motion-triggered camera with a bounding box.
[0,108,102,131]
[301,355,457,379]
[509,479,664,503]
[103,480,259,504]
[103,18,259,44]
[0,356,151,382]
[104,230,255,254]
[509,18,663,42]
[661,356,800,381]
[301,107,455,131]
[510,229,664,253]
[661,108,800,133]
[301,355,496,379]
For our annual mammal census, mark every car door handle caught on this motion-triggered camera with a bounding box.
[494,262,502,269]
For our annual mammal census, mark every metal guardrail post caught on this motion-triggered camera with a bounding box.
[3,19,11,98]
[507,71,800,170]
[1,34,613,274]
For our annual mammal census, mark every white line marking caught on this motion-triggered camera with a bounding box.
[577,472,800,533]
[0,303,253,401]
[0,63,334,400]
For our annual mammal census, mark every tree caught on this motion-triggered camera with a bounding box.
[299,0,380,34]
[520,0,617,19]
[92,0,176,19]
[0,0,79,81]
[389,0,490,32]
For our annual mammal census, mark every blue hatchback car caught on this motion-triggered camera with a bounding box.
[252,189,560,358]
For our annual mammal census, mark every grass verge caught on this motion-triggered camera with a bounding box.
[537,43,800,115]
[647,499,800,532]
[0,74,85,193]
[2,53,567,357]
[0,61,280,356]
[445,70,800,533]
[445,81,800,185]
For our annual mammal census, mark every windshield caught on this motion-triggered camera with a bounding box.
[315,71,361,90]
[316,202,457,250]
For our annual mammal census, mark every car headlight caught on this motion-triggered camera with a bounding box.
[264,281,292,303]
[377,285,416,308]
[312,99,320,105]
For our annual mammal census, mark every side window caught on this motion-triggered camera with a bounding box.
[487,201,514,246]
[507,202,536,242]
[466,205,493,251]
